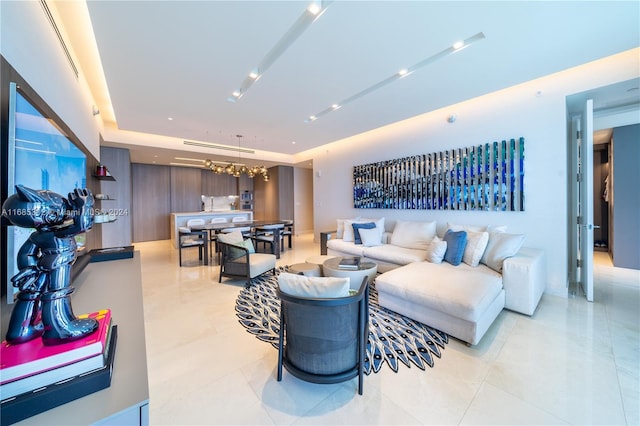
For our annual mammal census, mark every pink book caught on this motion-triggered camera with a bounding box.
[0,309,112,384]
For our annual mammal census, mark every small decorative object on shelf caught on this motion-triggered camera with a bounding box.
[95,163,107,177]
[338,256,361,270]
[93,164,115,181]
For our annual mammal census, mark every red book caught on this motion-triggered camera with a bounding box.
[0,309,112,384]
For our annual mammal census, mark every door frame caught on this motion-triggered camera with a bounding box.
[568,99,595,301]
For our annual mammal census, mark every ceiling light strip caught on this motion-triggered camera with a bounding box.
[228,1,333,102]
[183,140,255,154]
[306,32,486,122]
[169,162,206,168]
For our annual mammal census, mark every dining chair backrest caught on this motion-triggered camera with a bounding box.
[187,219,205,227]
[232,216,247,223]
[211,217,227,224]
[259,223,284,230]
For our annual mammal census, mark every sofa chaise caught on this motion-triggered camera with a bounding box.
[320,219,546,345]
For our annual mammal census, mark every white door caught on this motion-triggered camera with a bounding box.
[578,99,595,302]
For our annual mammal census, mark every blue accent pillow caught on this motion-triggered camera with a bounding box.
[352,222,376,245]
[443,230,467,266]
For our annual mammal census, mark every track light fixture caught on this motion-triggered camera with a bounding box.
[305,32,485,123]
[227,1,333,102]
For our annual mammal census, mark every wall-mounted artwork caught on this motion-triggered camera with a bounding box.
[353,137,524,211]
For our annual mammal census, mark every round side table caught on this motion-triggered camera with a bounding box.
[322,257,377,290]
[305,255,336,275]
[289,262,322,277]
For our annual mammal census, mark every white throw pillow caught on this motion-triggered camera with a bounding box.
[487,225,508,233]
[425,236,447,264]
[359,227,383,247]
[447,222,487,233]
[361,217,385,239]
[336,217,361,239]
[343,218,384,242]
[481,233,526,272]
[216,230,244,244]
[342,220,358,242]
[390,220,436,250]
[278,272,350,298]
[462,231,489,267]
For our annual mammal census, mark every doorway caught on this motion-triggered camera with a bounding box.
[567,78,640,300]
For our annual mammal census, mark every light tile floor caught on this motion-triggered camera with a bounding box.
[137,235,639,425]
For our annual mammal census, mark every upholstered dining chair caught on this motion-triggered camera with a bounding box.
[208,217,228,263]
[276,274,369,395]
[178,226,208,266]
[217,231,276,286]
[253,223,284,258]
[186,218,205,227]
[281,219,293,249]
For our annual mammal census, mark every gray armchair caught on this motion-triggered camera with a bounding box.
[217,239,276,286]
[276,275,369,395]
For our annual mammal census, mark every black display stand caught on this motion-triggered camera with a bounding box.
[89,246,134,262]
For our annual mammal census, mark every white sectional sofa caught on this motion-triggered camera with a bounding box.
[320,219,546,345]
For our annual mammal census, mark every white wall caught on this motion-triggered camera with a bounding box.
[0,1,101,159]
[303,49,639,297]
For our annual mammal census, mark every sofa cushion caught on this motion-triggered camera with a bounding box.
[326,239,366,257]
[443,230,467,266]
[390,220,436,250]
[462,231,489,267]
[352,222,376,244]
[278,272,350,298]
[426,236,447,264]
[376,262,503,322]
[481,232,526,272]
[363,244,427,265]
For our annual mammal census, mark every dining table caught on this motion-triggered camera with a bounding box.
[190,219,290,261]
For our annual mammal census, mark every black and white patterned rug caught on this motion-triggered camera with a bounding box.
[234,267,448,374]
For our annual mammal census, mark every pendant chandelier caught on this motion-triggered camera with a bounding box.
[204,135,269,181]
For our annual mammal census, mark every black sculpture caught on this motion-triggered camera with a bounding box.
[2,185,98,345]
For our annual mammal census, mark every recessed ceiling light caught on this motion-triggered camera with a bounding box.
[307,2,321,15]
[331,104,340,110]
[452,41,465,50]
[249,70,259,79]
[398,69,409,77]
[168,117,173,121]
[291,141,296,144]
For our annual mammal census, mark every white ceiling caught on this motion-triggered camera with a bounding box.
[58,1,640,166]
